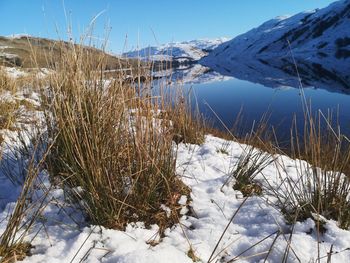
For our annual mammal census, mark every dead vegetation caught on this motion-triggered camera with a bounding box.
[41,41,192,233]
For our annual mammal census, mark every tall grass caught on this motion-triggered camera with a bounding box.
[264,44,350,230]
[0,131,51,262]
[272,111,350,229]
[228,146,273,196]
[43,42,189,231]
[0,68,18,132]
[167,94,205,145]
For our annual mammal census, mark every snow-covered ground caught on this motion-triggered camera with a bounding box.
[1,131,350,262]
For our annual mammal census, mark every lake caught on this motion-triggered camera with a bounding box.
[155,62,350,144]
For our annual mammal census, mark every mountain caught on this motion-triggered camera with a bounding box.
[200,0,350,91]
[123,38,229,64]
[0,35,134,69]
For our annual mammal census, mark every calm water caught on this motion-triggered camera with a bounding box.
[161,63,350,144]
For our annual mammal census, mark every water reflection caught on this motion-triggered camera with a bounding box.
[154,61,350,143]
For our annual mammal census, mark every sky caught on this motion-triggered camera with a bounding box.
[0,0,336,53]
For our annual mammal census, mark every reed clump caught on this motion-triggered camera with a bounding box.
[230,146,272,197]
[270,111,350,230]
[167,97,205,145]
[0,69,18,131]
[43,42,189,232]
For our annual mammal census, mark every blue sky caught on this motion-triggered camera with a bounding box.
[0,0,336,53]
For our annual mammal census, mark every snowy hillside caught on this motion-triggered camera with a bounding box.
[123,38,229,63]
[201,0,350,90]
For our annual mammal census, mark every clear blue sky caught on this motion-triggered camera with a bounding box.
[0,0,336,53]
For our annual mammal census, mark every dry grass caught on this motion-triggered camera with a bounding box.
[273,43,350,230]
[228,146,273,197]
[167,96,205,145]
[0,33,199,262]
[280,112,350,229]
[1,29,349,263]
[206,98,350,230]
[0,131,50,262]
[0,67,41,132]
[204,97,350,229]
[0,242,32,262]
[0,68,18,140]
[0,69,16,92]
[0,101,18,131]
[0,35,137,70]
[42,41,190,232]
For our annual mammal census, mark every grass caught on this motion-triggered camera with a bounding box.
[42,40,190,233]
[206,93,350,229]
[0,33,199,261]
[0,35,138,70]
[0,68,16,92]
[0,68,16,130]
[0,101,18,131]
[0,242,32,262]
[0,130,51,262]
[229,146,273,196]
[168,96,206,145]
[268,111,350,230]
[1,29,350,262]
[266,44,350,231]
[0,66,41,132]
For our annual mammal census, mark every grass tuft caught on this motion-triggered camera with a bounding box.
[43,42,190,232]
[0,242,32,262]
[269,110,350,230]
[227,146,272,196]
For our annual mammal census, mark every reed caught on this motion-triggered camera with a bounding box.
[42,41,189,232]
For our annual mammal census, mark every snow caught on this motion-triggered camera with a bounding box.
[1,66,28,78]
[1,80,349,262]
[1,132,350,262]
[201,0,350,60]
[1,66,53,79]
[200,0,350,93]
[6,34,32,39]
[123,38,230,62]
[1,2,350,260]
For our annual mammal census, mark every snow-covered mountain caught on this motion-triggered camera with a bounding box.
[123,38,229,63]
[201,0,350,90]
